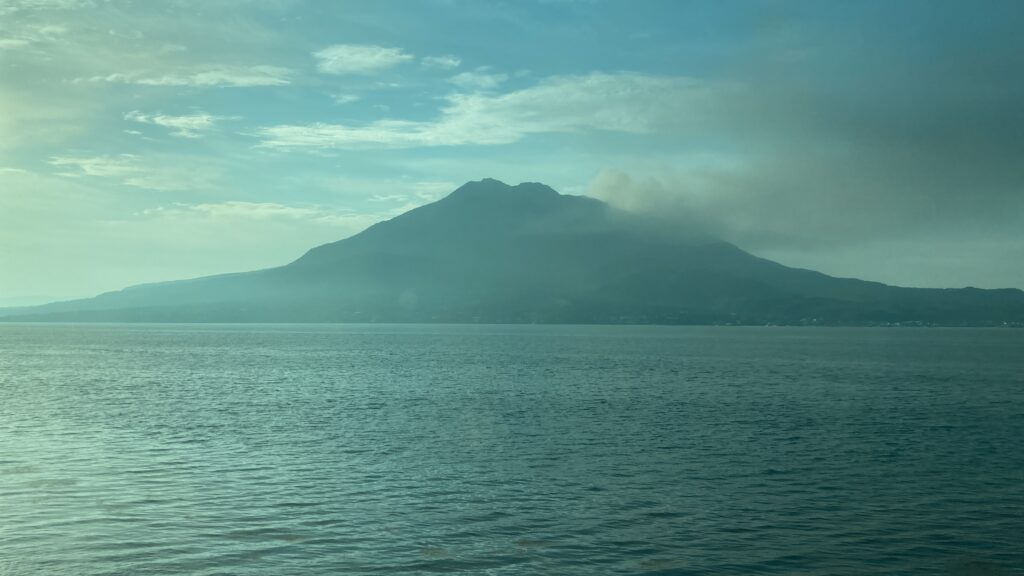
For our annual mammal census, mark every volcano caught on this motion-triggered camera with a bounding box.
[4,178,1023,325]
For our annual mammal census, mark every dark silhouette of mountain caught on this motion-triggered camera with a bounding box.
[3,178,1024,325]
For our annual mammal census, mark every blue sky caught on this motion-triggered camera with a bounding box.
[2,0,1023,304]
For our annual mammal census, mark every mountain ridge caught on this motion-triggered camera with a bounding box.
[3,178,1023,326]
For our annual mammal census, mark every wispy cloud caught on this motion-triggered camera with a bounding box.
[331,93,360,105]
[0,23,66,50]
[80,65,291,87]
[124,110,236,138]
[140,201,365,227]
[368,194,407,202]
[296,175,457,205]
[313,44,414,75]
[421,54,461,70]
[49,154,138,178]
[449,69,508,91]
[0,0,86,15]
[48,154,217,191]
[256,72,719,150]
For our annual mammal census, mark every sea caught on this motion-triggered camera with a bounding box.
[1,324,1022,575]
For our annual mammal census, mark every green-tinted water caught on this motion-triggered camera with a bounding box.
[1,324,1022,574]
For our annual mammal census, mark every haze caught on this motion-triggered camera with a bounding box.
[2,0,1023,306]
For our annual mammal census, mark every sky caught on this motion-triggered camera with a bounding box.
[2,0,1023,305]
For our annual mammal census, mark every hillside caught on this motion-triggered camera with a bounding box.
[3,179,1023,325]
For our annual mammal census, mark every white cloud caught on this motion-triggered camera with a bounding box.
[357,181,453,212]
[0,0,86,14]
[159,43,188,54]
[294,174,458,204]
[0,38,30,49]
[421,54,461,69]
[47,154,218,191]
[80,65,291,87]
[368,194,407,202]
[0,23,66,50]
[125,110,235,138]
[449,70,508,91]
[406,180,454,201]
[49,154,138,177]
[313,44,414,75]
[256,72,721,150]
[140,201,372,228]
[121,173,200,192]
[331,93,360,105]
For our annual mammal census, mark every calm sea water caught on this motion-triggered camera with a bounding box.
[1,324,1022,575]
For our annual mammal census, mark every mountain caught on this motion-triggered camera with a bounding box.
[3,178,1024,325]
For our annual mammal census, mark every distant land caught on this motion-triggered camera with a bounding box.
[3,179,1023,326]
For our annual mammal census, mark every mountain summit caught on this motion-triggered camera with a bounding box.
[4,179,1024,325]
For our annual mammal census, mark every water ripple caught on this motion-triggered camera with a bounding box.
[1,324,1022,575]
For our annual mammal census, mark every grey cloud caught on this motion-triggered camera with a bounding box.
[593,14,1024,251]
[586,6,1024,287]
